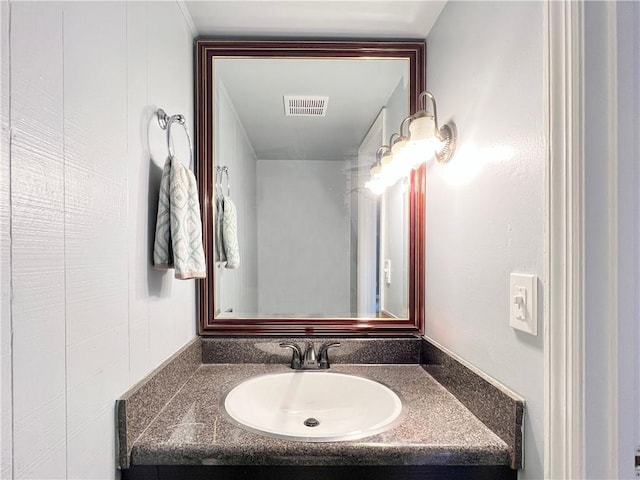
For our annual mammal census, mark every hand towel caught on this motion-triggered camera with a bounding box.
[169,157,207,279]
[215,196,226,263]
[153,158,173,269]
[153,157,207,279]
[222,196,240,269]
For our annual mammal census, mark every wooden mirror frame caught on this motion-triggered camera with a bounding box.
[195,40,425,336]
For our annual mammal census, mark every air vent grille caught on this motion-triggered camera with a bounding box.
[284,96,329,117]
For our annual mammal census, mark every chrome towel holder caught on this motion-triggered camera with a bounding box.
[215,165,230,198]
[157,108,193,169]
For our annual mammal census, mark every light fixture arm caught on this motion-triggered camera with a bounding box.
[416,90,456,163]
[417,91,441,137]
[376,145,391,161]
[399,116,412,137]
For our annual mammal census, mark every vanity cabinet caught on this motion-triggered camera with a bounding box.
[122,464,515,480]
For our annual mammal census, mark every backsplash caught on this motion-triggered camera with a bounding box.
[421,339,524,469]
[201,337,421,364]
[117,339,202,469]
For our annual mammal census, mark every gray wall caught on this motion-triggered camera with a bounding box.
[424,3,545,479]
[257,159,351,316]
[380,79,409,317]
[584,2,640,478]
[214,80,258,316]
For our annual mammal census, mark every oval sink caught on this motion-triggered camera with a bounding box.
[222,371,404,442]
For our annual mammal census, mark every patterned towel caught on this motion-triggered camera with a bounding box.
[222,196,240,269]
[153,157,206,279]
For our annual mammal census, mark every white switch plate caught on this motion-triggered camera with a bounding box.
[384,259,391,285]
[509,273,538,335]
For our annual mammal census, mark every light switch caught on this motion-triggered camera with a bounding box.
[384,260,391,285]
[509,273,537,335]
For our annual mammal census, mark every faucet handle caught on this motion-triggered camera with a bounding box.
[280,343,302,369]
[318,342,341,369]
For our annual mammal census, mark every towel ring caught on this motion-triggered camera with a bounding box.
[214,169,220,200]
[215,166,230,198]
[157,108,193,169]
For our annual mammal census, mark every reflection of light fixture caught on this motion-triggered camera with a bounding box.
[410,91,457,164]
[391,117,416,173]
[380,144,394,178]
[364,146,390,195]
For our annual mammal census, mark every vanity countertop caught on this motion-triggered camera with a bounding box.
[128,363,511,467]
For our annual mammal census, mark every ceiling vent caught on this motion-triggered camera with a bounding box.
[284,96,329,117]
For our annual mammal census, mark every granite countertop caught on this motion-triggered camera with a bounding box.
[129,363,511,467]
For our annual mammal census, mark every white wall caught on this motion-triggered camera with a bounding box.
[257,159,351,316]
[424,3,545,479]
[1,2,196,478]
[214,80,258,316]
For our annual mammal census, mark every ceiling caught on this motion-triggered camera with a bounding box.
[216,58,408,160]
[184,1,447,161]
[184,1,447,39]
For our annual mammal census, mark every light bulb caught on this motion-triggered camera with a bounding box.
[391,138,408,157]
[364,179,386,195]
[378,150,397,186]
[391,138,412,178]
[408,114,436,142]
[370,163,382,180]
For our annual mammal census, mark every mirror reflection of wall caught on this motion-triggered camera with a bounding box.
[381,79,409,318]
[213,57,409,319]
[214,80,259,316]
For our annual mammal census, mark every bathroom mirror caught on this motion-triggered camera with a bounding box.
[196,40,425,335]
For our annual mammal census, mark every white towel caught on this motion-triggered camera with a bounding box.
[153,157,207,279]
[215,196,226,263]
[153,158,173,269]
[222,196,240,269]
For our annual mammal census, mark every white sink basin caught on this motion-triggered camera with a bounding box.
[222,371,404,442]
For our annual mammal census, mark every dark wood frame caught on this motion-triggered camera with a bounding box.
[195,40,426,336]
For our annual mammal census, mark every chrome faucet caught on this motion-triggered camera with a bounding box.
[280,341,341,370]
[302,342,318,368]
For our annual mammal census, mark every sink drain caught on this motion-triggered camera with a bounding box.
[303,417,320,427]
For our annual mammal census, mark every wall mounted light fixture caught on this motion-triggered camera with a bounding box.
[366,91,457,194]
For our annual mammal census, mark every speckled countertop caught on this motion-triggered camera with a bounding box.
[129,363,511,467]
